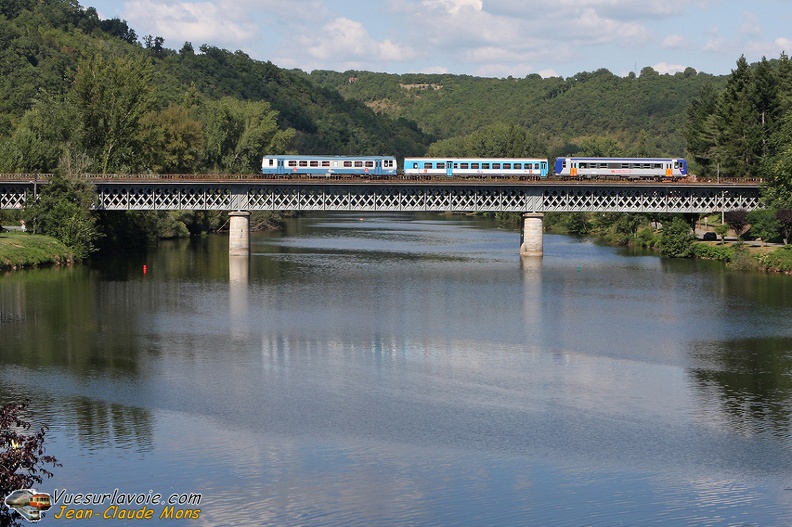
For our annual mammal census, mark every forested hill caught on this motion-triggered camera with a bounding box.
[305,68,726,157]
[0,0,732,171]
[0,0,431,174]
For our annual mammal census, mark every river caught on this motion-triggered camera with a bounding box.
[1,212,791,526]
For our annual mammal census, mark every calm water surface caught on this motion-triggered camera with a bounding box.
[1,213,791,526]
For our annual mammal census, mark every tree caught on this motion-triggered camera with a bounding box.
[0,401,59,527]
[777,209,792,245]
[24,174,98,258]
[747,208,780,246]
[138,104,204,173]
[200,97,295,173]
[724,209,749,240]
[715,223,729,244]
[683,82,719,177]
[659,216,694,257]
[710,56,762,178]
[69,54,156,173]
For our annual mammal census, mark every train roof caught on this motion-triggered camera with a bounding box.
[556,157,685,161]
[263,154,395,160]
[405,156,547,161]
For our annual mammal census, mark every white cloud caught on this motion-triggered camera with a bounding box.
[123,0,257,43]
[739,12,762,37]
[662,34,687,48]
[297,18,417,68]
[653,61,686,74]
[422,0,483,15]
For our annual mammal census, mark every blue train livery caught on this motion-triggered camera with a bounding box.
[404,157,548,178]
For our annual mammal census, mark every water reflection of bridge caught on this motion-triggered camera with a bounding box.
[0,179,762,256]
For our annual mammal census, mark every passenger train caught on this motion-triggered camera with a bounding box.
[262,155,689,181]
[554,157,688,180]
[262,155,397,177]
[404,157,548,178]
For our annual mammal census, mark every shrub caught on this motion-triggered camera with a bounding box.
[659,217,694,257]
[0,401,60,527]
[691,243,734,262]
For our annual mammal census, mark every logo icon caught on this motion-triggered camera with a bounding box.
[4,489,52,523]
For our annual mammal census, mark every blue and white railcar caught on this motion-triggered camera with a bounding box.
[554,157,688,180]
[404,158,549,178]
[262,155,398,177]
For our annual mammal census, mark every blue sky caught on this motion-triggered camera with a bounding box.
[83,0,792,78]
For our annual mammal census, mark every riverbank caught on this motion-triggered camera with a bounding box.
[0,229,74,271]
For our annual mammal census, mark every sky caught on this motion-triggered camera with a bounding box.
[83,0,792,79]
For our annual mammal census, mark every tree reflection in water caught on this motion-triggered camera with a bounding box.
[690,336,792,441]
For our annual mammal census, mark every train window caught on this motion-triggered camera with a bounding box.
[481,163,490,170]
[299,160,308,167]
[365,161,374,168]
[471,163,480,169]
[460,163,469,169]
[343,161,352,167]
[437,162,445,169]
[413,163,419,169]
[321,161,330,167]
[287,160,296,167]
[562,161,567,169]
[673,161,679,169]
[492,163,500,169]
[310,161,319,167]
[503,163,512,169]
[354,161,363,168]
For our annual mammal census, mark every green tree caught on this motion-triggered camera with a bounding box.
[683,81,719,177]
[659,216,694,257]
[138,104,204,173]
[715,223,729,244]
[69,54,156,173]
[23,174,98,258]
[747,208,780,246]
[200,97,295,173]
[710,56,762,178]
[577,136,623,157]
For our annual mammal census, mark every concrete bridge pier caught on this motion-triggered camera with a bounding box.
[228,211,251,256]
[520,213,544,257]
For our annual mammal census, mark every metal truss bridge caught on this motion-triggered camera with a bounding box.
[0,179,762,214]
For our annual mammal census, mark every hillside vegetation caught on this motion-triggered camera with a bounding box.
[305,68,725,157]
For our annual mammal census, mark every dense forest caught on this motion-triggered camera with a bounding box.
[305,67,722,158]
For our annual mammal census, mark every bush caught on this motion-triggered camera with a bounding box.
[659,217,694,257]
[0,401,60,527]
[728,244,761,271]
[691,243,734,262]
[755,245,792,273]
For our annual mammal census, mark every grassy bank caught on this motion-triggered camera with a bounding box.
[0,230,74,270]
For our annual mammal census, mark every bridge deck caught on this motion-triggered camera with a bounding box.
[0,179,762,213]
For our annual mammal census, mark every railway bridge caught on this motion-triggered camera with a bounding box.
[0,178,762,256]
